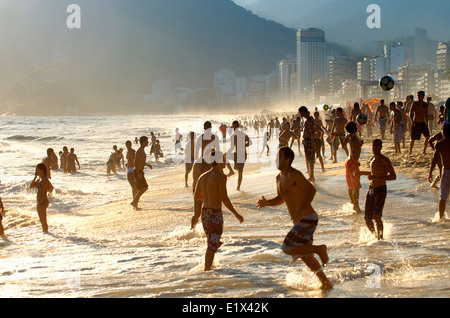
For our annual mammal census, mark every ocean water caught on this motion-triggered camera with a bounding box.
[0,114,448,298]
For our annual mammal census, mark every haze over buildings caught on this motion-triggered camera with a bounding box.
[0,0,449,115]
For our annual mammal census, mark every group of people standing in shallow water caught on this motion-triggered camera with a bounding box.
[0,95,448,292]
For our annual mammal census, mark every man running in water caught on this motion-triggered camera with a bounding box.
[360,139,396,240]
[257,147,333,290]
[409,91,430,155]
[130,136,153,210]
[125,140,137,199]
[192,150,244,271]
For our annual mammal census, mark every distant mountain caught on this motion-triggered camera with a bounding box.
[0,0,297,115]
[241,0,450,47]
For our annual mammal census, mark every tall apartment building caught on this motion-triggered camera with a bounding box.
[437,41,450,70]
[279,55,297,103]
[296,28,326,103]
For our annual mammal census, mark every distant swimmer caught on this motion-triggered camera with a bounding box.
[30,163,54,233]
[67,148,80,173]
[429,122,450,221]
[343,122,364,213]
[191,150,244,271]
[375,100,390,140]
[409,91,430,155]
[257,147,333,291]
[360,139,396,240]
[228,120,252,191]
[106,145,118,174]
[154,140,164,162]
[130,136,153,210]
[42,148,56,179]
[61,146,69,173]
[149,132,157,156]
[125,140,137,199]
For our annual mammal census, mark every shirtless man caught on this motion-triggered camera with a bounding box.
[42,148,56,179]
[130,136,153,210]
[228,120,252,191]
[343,122,364,213]
[278,121,292,149]
[313,111,327,160]
[125,140,137,199]
[298,106,318,181]
[61,146,69,173]
[192,121,233,224]
[374,100,390,140]
[257,147,333,290]
[330,107,349,163]
[360,139,397,240]
[409,91,430,155]
[192,150,244,271]
[30,163,54,233]
[429,123,450,221]
[390,102,403,154]
[289,117,302,155]
[67,148,80,173]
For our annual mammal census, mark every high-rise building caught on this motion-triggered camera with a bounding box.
[296,28,326,103]
[357,58,371,81]
[437,41,450,70]
[213,69,235,104]
[329,56,357,96]
[384,42,405,74]
[279,55,297,103]
[414,28,428,66]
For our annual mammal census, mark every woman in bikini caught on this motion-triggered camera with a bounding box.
[30,163,54,233]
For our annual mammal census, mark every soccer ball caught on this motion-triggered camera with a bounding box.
[356,113,368,125]
[323,104,330,111]
[379,76,395,91]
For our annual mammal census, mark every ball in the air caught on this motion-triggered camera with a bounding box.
[356,113,368,125]
[323,104,329,111]
[379,76,395,91]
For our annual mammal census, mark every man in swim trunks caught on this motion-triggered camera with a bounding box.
[330,107,349,163]
[409,91,430,155]
[429,122,450,221]
[343,122,364,213]
[360,139,396,240]
[374,100,390,140]
[125,140,137,199]
[192,150,244,271]
[130,136,153,210]
[67,148,80,173]
[298,106,318,181]
[257,147,333,290]
[228,120,252,191]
